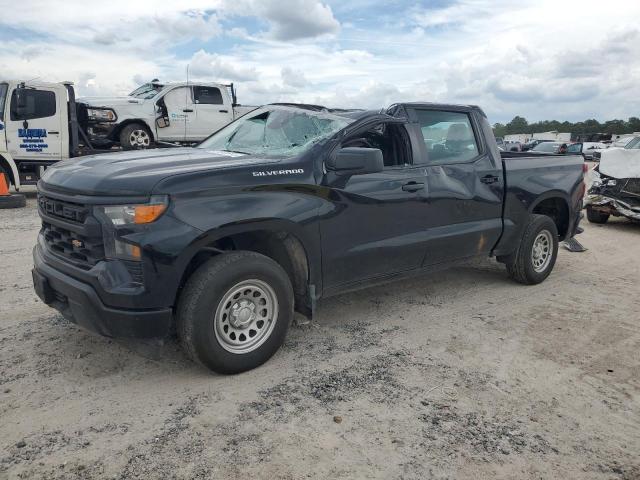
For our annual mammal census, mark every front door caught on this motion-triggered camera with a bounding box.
[320,121,432,291]
[157,87,196,142]
[192,86,234,140]
[407,107,505,265]
[4,85,64,161]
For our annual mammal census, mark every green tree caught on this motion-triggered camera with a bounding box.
[506,116,529,134]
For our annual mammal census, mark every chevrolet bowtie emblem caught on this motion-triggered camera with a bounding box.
[71,239,84,248]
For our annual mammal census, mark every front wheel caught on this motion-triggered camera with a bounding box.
[505,214,559,285]
[119,123,154,150]
[177,251,294,374]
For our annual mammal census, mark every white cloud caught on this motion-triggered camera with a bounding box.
[281,66,309,88]
[1,0,640,123]
[258,0,340,40]
[189,50,258,81]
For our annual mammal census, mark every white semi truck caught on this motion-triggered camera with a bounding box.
[0,80,255,191]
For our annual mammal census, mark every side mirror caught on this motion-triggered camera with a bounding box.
[327,147,384,175]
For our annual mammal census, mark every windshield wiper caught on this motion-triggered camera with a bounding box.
[223,149,251,155]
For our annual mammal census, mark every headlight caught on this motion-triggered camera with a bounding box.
[97,196,168,226]
[87,108,117,122]
[95,196,168,261]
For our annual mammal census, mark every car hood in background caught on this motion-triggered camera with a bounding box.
[598,149,640,178]
[79,96,146,107]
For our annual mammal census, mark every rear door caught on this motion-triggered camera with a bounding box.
[157,86,196,142]
[192,86,234,139]
[406,106,504,265]
[4,85,64,161]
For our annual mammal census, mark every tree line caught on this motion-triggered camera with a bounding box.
[492,116,640,138]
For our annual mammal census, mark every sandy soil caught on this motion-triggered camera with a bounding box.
[1,193,639,479]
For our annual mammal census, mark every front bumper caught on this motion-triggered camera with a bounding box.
[86,122,117,146]
[32,244,173,338]
[585,194,640,221]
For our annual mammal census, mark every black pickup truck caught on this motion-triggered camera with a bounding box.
[32,102,586,373]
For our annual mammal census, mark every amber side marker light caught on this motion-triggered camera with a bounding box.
[134,204,167,224]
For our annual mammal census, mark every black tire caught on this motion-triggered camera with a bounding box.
[586,206,609,224]
[119,123,154,150]
[0,193,26,209]
[505,214,559,285]
[177,251,294,374]
[0,167,25,209]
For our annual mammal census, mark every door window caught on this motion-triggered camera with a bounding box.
[415,110,480,165]
[10,89,56,121]
[193,86,223,105]
[566,143,582,154]
[341,123,412,168]
[0,83,7,121]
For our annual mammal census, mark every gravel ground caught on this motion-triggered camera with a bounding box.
[1,192,639,480]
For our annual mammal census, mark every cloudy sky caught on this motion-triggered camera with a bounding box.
[1,0,639,124]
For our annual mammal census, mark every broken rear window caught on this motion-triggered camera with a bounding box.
[198,107,352,157]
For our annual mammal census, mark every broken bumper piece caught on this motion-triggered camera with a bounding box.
[585,194,640,221]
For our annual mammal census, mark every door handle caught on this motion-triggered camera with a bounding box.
[402,182,424,192]
[480,175,499,184]
[182,109,194,113]
[48,131,60,135]
[219,109,229,113]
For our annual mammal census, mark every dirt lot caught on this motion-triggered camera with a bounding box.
[1,193,639,480]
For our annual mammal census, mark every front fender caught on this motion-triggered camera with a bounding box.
[171,189,326,293]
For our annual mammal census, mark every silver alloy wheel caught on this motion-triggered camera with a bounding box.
[129,129,151,148]
[214,279,279,354]
[531,230,553,273]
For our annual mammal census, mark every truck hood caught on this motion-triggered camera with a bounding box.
[79,96,145,107]
[41,148,281,196]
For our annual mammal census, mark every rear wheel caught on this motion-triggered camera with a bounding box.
[177,251,293,374]
[586,206,609,224]
[119,123,154,150]
[505,214,559,285]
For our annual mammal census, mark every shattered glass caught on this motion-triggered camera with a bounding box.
[199,107,352,157]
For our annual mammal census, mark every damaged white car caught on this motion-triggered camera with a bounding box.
[585,148,640,223]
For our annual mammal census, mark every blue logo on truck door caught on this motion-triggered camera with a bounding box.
[18,128,48,152]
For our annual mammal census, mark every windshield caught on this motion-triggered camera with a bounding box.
[625,137,640,149]
[531,142,560,153]
[129,83,163,100]
[532,142,560,152]
[198,107,353,157]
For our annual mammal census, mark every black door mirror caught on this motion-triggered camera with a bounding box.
[327,147,384,175]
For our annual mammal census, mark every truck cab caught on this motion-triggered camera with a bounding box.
[0,81,75,189]
[81,81,255,150]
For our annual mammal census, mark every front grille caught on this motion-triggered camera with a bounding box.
[38,195,87,223]
[42,222,105,268]
[622,179,640,196]
[38,195,105,268]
